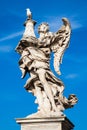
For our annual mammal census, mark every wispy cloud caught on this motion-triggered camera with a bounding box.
[50,18,82,30]
[70,21,82,29]
[69,16,83,29]
[65,74,78,79]
[45,15,83,31]
[48,17,63,32]
[0,31,23,42]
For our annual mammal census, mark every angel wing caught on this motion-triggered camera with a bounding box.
[51,18,71,75]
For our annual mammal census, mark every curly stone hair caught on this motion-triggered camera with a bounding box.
[38,22,49,33]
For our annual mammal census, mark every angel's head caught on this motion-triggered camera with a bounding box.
[38,23,49,34]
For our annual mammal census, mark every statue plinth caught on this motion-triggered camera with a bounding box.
[16,116,74,130]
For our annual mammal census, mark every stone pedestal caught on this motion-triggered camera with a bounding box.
[16,116,74,130]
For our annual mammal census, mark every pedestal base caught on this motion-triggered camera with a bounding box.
[16,116,74,130]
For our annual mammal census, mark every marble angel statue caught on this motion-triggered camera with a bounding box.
[16,8,78,117]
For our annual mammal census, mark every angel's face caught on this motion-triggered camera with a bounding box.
[38,23,49,33]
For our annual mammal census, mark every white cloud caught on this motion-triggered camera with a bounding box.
[65,74,78,79]
[0,31,23,42]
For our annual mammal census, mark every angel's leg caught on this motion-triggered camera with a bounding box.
[34,81,45,113]
[37,68,57,112]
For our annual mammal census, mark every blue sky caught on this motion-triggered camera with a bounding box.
[0,0,87,130]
